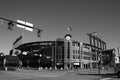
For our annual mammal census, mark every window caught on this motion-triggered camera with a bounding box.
[76,50,77,54]
[84,56,90,60]
[72,42,75,46]
[78,56,80,59]
[67,55,70,59]
[73,50,75,54]
[73,55,75,59]
[76,55,78,59]
[78,50,80,54]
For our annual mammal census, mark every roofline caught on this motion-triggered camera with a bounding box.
[16,41,56,49]
[101,48,115,52]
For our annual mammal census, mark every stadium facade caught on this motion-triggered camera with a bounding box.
[16,37,107,69]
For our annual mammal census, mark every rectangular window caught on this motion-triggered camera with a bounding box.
[73,55,75,59]
[67,55,69,59]
[72,42,75,46]
[73,50,75,54]
[76,50,77,54]
[78,55,79,59]
[76,55,78,59]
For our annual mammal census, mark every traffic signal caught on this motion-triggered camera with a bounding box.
[8,21,14,30]
[37,30,42,37]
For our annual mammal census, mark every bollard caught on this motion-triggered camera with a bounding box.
[38,67,41,71]
[5,67,8,71]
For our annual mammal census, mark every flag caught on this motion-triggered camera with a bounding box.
[13,35,23,49]
[67,26,72,31]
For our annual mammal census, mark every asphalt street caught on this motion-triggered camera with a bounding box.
[0,69,119,80]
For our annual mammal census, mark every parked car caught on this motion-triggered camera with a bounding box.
[0,56,5,70]
[4,55,20,71]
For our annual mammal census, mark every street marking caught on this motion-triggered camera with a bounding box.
[100,78,112,80]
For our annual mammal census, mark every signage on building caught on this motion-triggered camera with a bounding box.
[74,63,79,65]
[56,38,64,41]
[31,42,53,46]
[40,42,53,46]
[56,63,62,65]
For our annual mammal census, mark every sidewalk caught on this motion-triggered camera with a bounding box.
[18,67,115,75]
[74,69,115,75]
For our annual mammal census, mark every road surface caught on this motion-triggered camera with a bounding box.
[0,69,119,80]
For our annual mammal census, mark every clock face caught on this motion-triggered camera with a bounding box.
[64,34,72,40]
[66,35,71,40]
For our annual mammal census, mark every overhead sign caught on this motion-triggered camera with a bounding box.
[74,63,79,65]
[17,19,33,31]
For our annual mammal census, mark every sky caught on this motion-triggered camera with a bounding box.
[0,0,120,55]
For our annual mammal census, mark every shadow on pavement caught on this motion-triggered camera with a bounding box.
[77,73,117,78]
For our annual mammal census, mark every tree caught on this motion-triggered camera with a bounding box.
[102,49,115,66]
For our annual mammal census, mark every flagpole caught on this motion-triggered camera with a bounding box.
[67,29,69,34]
